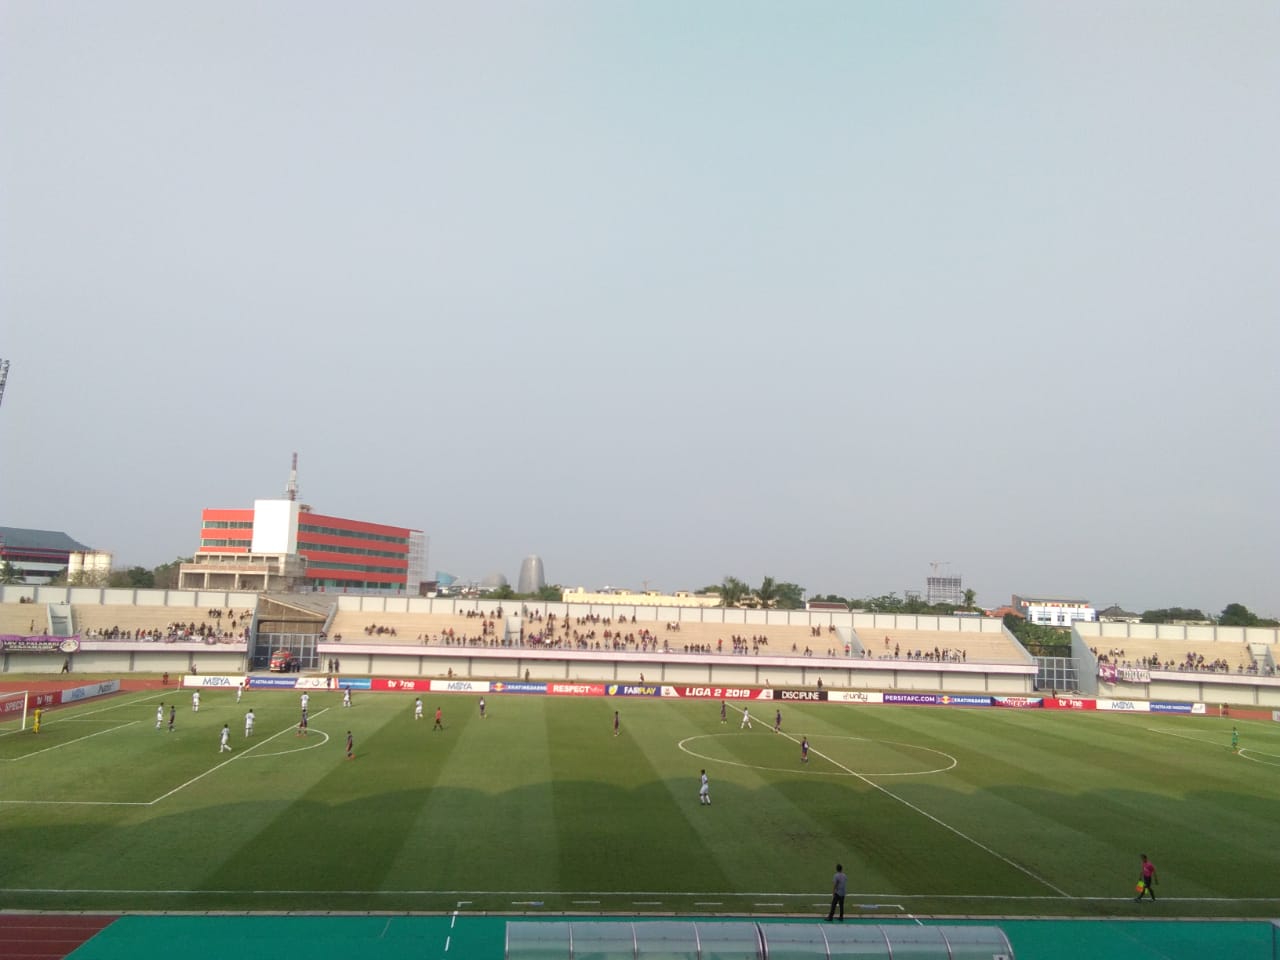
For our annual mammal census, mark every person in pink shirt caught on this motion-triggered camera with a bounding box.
[1134,854,1158,901]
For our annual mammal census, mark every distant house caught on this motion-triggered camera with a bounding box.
[1011,594,1097,627]
[986,605,1021,620]
[1097,604,1141,624]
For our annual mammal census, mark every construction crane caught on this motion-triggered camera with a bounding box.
[0,359,9,409]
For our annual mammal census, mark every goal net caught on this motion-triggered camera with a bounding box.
[0,690,29,732]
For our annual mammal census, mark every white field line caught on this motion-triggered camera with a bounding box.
[1146,725,1280,765]
[0,693,166,739]
[0,708,333,806]
[735,705,1072,898]
[0,886,1276,904]
[148,707,333,805]
[0,721,139,763]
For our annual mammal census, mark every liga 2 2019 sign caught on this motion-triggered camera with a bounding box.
[667,686,768,700]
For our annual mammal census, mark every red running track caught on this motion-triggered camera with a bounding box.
[0,915,117,960]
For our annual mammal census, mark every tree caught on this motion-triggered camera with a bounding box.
[108,566,155,589]
[962,588,977,610]
[1219,603,1279,628]
[754,576,779,610]
[1003,614,1071,656]
[484,584,516,601]
[1141,607,1209,624]
[774,582,806,610]
[151,557,192,591]
[860,593,904,613]
[0,561,19,585]
[718,576,749,608]
[534,584,563,602]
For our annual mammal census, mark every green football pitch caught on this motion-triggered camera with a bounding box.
[1,686,1277,918]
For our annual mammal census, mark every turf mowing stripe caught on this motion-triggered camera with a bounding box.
[0,710,335,805]
[0,722,139,763]
[772,726,1072,898]
[147,707,334,804]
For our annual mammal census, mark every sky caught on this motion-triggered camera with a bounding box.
[1,2,1277,616]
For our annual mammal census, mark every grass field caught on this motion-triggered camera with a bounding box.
[2,685,1278,918]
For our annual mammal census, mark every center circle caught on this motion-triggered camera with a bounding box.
[677,734,957,777]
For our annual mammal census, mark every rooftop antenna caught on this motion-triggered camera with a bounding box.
[285,452,299,501]
[0,359,10,409]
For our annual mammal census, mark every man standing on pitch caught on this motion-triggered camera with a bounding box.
[1134,854,1158,901]
[826,864,847,921]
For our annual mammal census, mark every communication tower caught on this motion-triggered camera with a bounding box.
[285,452,299,501]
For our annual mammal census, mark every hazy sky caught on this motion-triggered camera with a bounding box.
[2,2,1277,615]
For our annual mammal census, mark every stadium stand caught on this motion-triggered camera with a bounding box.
[1091,637,1265,675]
[326,609,829,657]
[857,628,1031,665]
[73,605,249,642]
[328,610,500,646]
[0,602,43,636]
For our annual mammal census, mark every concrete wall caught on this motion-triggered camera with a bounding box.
[1076,621,1279,645]
[0,586,258,609]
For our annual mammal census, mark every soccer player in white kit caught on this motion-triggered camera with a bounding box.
[740,707,752,729]
[244,709,255,737]
[414,698,423,720]
[236,683,244,703]
[156,705,163,729]
[699,769,711,805]
[219,724,232,752]
[192,690,200,712]
[343,688,351,707]
[300,692,310,711]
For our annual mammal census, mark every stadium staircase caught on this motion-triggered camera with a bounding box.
[504,615,523,646]
[1247,640,1274,673]
[835,625,860,655]
[48,601,74,637]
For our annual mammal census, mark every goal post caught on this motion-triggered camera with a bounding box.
[0,690,29,732]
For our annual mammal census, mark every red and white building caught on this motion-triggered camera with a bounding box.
[182,500,425,594]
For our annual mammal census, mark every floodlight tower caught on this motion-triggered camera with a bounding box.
[0,359,10,409]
